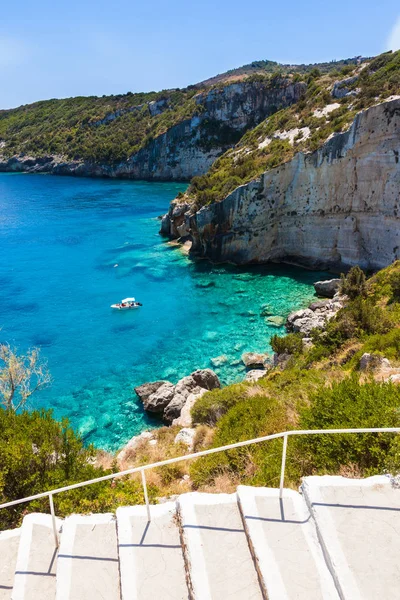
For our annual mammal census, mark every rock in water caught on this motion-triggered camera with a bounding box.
[241,352,271,369]
[314,279,341,298]
[144,382,175,413]
[134,380,168,403]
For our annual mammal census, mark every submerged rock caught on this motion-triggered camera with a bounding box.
[266,315,285,326]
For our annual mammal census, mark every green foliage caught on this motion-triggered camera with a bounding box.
[190,393,288,488]
[271,332,304,355]
[191,383,248,426]
[296,377,400,475]
[340,266,367,299]
[0,409,156,529]
[185,50,400,208]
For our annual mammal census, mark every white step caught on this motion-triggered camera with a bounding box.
[237,486,339,600]
[178,492,262,600]
[302,475,400,600]
[117,503,188,600]
[55,513,120,600]
[0,528,20,600]
[12,513,62,600]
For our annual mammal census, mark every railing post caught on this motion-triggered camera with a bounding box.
[141,469,151,522]
[48,493,59,548]
[279,434,288,499]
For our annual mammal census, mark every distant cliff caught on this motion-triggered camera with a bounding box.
[163,98,400,271]
[0,80,305,180]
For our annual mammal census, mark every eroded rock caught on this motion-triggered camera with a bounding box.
[314,279,341,298]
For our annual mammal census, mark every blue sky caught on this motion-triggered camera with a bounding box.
[1,0,400,109]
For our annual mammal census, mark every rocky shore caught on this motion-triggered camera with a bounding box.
[117,276,346,459]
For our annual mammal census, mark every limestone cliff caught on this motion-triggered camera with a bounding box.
[0,80,305,181]
[169,98,400,271]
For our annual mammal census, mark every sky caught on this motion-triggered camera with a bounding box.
[1,0,400,109]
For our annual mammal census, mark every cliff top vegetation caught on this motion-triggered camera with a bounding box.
[186,50,400,206]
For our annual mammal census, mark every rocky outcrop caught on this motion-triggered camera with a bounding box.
[0,80,306,182]
[136,369,220,424]
[241,352,272,369]
[184,98,400,271]
[286,295,345,334]
[314,279,341,298]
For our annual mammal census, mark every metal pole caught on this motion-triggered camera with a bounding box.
[279,434,288,499]
[141,469,151,522]
[49,494,59,548]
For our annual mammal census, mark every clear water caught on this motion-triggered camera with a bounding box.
[0,174,328,450]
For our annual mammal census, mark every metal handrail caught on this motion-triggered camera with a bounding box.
[1,427,399,547]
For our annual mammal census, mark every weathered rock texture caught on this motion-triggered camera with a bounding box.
[136,369,220,424]
[185,98,400,271]
[0,81,305,181]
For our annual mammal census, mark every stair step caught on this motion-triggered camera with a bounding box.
[237,485,339,600]
[55,513,119,600]
[12,513,62,600]
[178,492,262,600]
[117,502,188,600]
[302,475,400,600]
[0,528,20,600]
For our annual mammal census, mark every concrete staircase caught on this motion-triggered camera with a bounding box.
[1,475,399,599]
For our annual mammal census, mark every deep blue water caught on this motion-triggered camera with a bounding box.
[0,174,328,450]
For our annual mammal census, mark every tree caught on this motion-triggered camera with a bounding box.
[0,344,51,411]
[340,266,367,300]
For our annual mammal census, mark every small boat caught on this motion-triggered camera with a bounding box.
[111,297,142,310]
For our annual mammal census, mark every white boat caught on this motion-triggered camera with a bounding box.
[111,297,142,310]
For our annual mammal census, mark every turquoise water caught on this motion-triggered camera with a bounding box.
[0,174,328,450]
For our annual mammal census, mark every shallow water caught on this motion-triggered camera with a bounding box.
[0,174,328,450]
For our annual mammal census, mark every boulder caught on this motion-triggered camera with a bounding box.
[174,427,195,449]
[163,393,188,424]
[359,353,391,371]
[135,380,167,403]
[314,279,341,298]
[245,369,268,382]
[241,352,271,369]
[191,368,221,390]
[117,430,154,462]
[332,76,359,99]
[173,388,207,427]
[144,382,175,413]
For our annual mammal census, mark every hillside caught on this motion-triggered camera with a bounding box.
[197,55,367,87]
[0,53,387,182]
[161,51,400,272]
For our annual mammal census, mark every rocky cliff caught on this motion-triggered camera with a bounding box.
[168,98,400,271]
[0,80,305,180]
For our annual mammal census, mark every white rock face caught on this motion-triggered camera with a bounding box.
[190,98,400,271]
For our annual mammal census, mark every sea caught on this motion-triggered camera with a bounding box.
[0,173,328,450]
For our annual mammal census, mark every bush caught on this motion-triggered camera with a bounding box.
[0,409,155,529]
[190,393,288,488]
[191,383,248,426]
[296,377,400,475]
[271,333,303,355]
[340,266,366,299]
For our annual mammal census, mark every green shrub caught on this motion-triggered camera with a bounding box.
[296,377,400,475]
[190,394,288,487]
[271,333,303,355]
[340,266,367,299]
[191,383,248,426]
[0,409,156,529]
